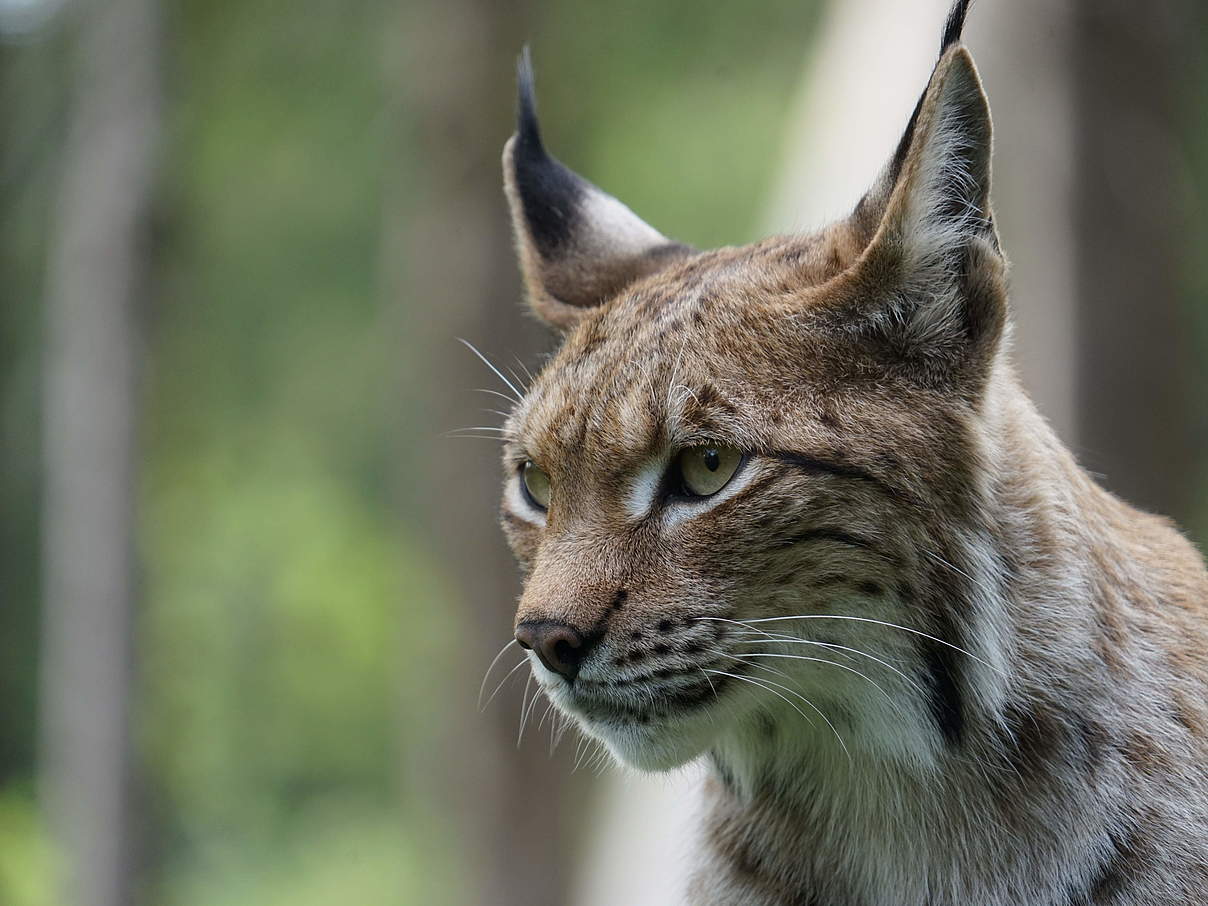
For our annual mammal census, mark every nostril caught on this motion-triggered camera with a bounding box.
[515,620,592,682]
[552,638,579,668]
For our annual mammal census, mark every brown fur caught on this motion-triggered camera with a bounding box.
[491,16,1208,906]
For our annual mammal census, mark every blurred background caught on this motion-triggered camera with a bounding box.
[0,0,1205,904]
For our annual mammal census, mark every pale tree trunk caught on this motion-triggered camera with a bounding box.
[38,1,161,905]
[382,2,576,905]
[575,2,1080,903]
[763,0,1081,439]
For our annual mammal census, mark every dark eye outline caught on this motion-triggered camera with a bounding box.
[662,446,748,503]
[519,460,550,511]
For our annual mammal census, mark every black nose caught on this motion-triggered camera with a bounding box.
[515,621,592,682]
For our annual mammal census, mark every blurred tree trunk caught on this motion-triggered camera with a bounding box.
[0,36,64,786]
[1071,0,1199,522]
[38,1,161,905]
[383,2,574,905]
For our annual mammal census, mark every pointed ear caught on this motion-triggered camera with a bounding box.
[502,50,692,330]
[838,43,1006,383]
[873,44,998,257]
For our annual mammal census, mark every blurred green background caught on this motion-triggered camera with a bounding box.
[0,1,1204,905]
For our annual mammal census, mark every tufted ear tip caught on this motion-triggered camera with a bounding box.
[500,48,691,329]
[822,0,1004,388]
[940,0,973,55]
[515,45,540,153]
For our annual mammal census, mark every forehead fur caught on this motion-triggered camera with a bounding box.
[511,221,910,466]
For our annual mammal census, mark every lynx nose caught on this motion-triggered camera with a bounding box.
[515,621,591,682]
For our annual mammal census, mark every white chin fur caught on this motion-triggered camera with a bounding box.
[589,713,717,772]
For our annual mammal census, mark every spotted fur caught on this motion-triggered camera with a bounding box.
[494,4,1208,903]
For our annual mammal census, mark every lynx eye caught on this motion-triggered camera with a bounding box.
[675,445,742,498]
[521,461,551,510]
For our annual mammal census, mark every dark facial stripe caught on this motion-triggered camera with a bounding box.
[922,610,965,745]
[772,450,913,507]
[777,526,880,555]
[1084,828,1139,903]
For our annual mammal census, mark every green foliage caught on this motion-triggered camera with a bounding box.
[4,0,1201,903]
[531,0,823,249]
[0,785,56,906]
[138,0,462,900]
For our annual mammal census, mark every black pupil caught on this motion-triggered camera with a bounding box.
[703,449,720,472]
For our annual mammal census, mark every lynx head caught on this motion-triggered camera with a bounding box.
[498,2,1011,774]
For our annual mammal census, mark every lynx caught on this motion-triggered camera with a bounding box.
[491,2,1208,902]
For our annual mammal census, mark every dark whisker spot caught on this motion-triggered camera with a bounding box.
[657,619,675,633]
[630,630,643,641]
[858,580,883,597]
[653,644,671,656]
[612,588,628,610]
[629,650,646,663]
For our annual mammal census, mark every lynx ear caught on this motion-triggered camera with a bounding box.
[839,15,1006,383]
[503,50,692,330]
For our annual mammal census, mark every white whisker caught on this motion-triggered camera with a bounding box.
[923,548,977,583]
[739,652,895,705]
[746,614,1003,675]
[516,671,535,747]
[708,669,850,760]
[729,630,927,697]
[472,387,521,407]
[512,354,536,388]
[478,638,520,709]
[482,656,529,710]
[459,338,525,402]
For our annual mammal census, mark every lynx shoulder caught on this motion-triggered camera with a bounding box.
[493,2,1208,902]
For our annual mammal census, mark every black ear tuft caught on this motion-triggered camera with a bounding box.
[886,0,975,191]
[940,0,973,54]
[515,46,543,156]
[502,49,689,328]
[510,48,589,255]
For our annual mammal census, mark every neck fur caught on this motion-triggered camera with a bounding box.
[699,363,1134,903]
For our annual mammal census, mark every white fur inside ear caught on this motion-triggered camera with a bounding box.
[580,186,667,258]
[890,55,994,347]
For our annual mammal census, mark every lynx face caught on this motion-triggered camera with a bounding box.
[493,5,1208,903]
[498,35,1008,773]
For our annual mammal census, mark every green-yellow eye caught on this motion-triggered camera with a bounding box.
[521,461,551,510]
[676,445,742,497]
